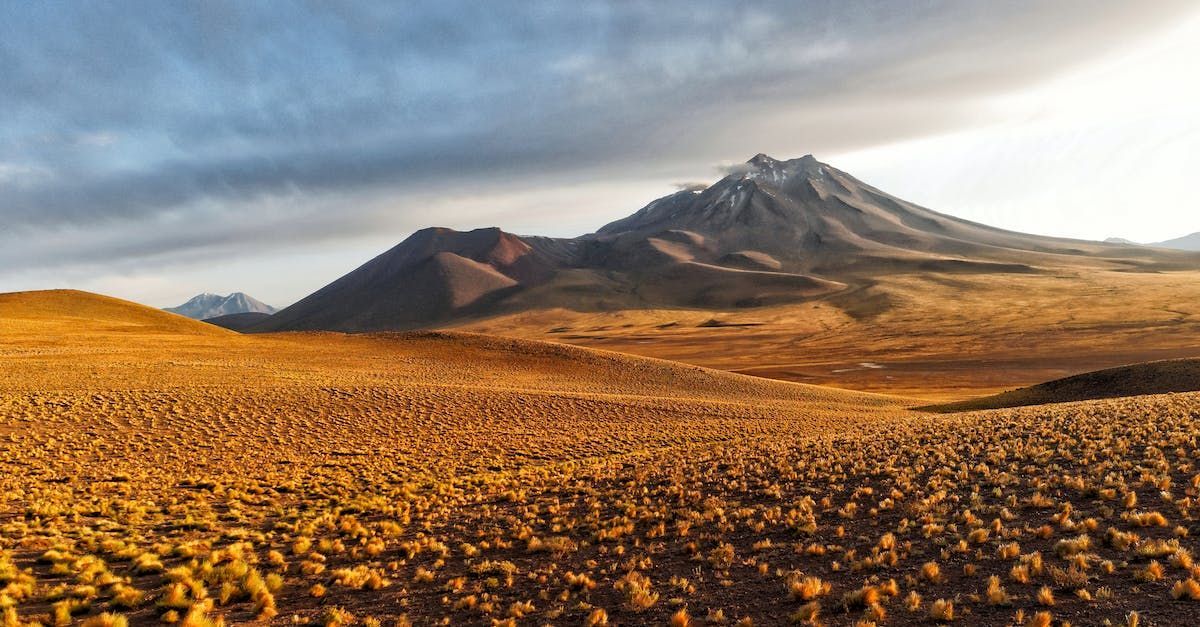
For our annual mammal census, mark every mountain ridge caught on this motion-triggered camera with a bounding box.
[1153,231,1200,251]
[166,292,277,320]
[251,154,1200,333]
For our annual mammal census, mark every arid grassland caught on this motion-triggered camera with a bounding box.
[460,270,1200,400]
[4,291,1200,626]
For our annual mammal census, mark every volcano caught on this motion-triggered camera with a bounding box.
[253,154,1198,332]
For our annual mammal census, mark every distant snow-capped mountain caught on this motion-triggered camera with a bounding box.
[165,292,276,320]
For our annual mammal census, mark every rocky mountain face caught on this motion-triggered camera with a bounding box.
[165,292,276,320]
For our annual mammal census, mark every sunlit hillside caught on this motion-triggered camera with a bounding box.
[1,290,1198,626]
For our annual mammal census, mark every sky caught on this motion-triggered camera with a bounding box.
[2,1,1198,308]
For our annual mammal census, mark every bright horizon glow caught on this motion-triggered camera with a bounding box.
[830,10,1200,244]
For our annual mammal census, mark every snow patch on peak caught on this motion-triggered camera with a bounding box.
[165,292,277,319]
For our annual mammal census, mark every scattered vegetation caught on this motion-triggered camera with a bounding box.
[3,293,1200,624]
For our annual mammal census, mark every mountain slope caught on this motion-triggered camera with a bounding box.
[255,154,1200,333]
[1153,232,1200,251]
[166,292,276,319]
[925,358,1200,412]
[595,154,1186,274]
[0,288,906,412]
[203,311,273,331]
[0,289,231,338]
[1100,233,1200,251]
[257,227,563,332]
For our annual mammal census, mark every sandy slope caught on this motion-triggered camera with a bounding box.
[0,289,233,337]
[926,358,1200,412]
[462,269,1200,399]
[0,290,904,412]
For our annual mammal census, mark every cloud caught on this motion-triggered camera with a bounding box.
[1,0,1197,299]
[716,162,757,177]
[0,161,50,186]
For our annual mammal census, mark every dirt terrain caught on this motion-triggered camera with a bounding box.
[461,270,1200,400]
[925,359,1200,412]
[4,289,1200,626]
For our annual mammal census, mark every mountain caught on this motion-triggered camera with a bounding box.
[165,292,277,320]
[253,154,1200,333]
[203,311,274,331]
[591,153,1159,274]
[1152,232,1200,251]
[257,228,566,332]
[1103,233,1200,251]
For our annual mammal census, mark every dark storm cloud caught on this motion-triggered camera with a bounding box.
[0,0,1196,270]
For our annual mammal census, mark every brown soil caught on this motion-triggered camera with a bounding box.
[460,270,1200,400]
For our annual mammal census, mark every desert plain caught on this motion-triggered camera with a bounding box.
[4,276,1200,627]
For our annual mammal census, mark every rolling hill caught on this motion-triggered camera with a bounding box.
[0,288,902,410]
[0,289,232,338]
[253,154,1198,333]
[925,358,1200,412]
[202,311,273,331]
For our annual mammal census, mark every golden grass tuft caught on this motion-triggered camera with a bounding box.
[787,575,830,601]
[583,608,608,626]
[1135,561,1164,583]
[1025,611,1053,627]
[929,598,954,622]
[1173,578,1200,600]
[985,575,1010,605]
[669,608,693,627]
